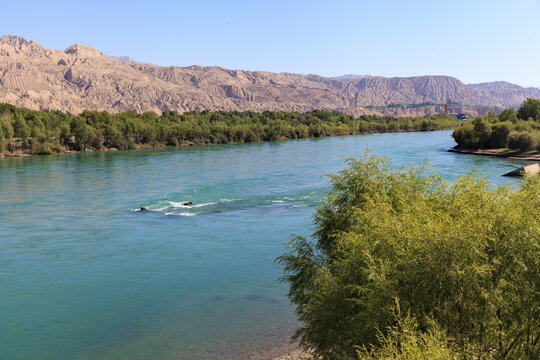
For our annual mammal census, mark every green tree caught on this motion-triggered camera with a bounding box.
[517,98,540,121]
[30,118,46,140]
[278,154,539,360]
[0,121,4,152]
[472,117,491,148]
[12,113,30,140]
[1,118,14,139]
[489,121,513,148]
[499,108,518,123]
[0,103,464,155]
[104,123,124,149]
[70,118,96,151]
[58,122,71,144]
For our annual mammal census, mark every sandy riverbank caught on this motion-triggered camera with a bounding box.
[270,347,312,360]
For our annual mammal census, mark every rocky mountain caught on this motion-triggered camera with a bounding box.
[468,81,540,109]
[0,35,537,117]
[469,81,525,91]
[110,56,139,64]
[332,74,372,80]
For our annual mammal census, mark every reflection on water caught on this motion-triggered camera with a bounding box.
[0,131,527,359]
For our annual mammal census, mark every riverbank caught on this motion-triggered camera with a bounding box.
[1,128,460,159]
[270,347,312,360]
[0,104,463,159]
[0,142,172,158]
[448,147,540,161]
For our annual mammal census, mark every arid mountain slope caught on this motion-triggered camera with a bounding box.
[468,81,540,107]
[0,35,537,116]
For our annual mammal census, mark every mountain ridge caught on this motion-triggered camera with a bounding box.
[0,35,538,117]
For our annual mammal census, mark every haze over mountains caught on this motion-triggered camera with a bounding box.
[0,35,538,117]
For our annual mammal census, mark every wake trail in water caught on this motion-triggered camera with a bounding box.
[134,191,324,217]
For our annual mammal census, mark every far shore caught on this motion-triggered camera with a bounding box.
[0,128,451,159]
[448,147,540,161]
[0,142,172,158]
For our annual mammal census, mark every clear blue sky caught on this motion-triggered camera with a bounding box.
[1,0,539,87]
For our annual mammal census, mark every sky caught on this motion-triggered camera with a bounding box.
[1,0,539,87]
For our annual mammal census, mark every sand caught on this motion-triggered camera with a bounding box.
[270,347,312,360]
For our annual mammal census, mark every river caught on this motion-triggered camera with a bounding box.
[0,130,527,359]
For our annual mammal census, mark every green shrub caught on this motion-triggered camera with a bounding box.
[278,154,540,360]
[452,125,477,148]
[488,121,513,148]
[357,301,461,360]
[36,141,52,155]
[507,131,536,151]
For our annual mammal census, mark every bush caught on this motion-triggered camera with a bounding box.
[36,141,52,155]
[166,135,179,147]
[357,301,461,360]
[488,121,513,148]
[278,154,540,360]
[452,125,477,148]
[507,131,536,151]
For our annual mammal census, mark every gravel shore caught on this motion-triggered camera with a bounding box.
[270,347,312,360]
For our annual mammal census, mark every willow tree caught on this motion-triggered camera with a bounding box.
[278,153,539,360]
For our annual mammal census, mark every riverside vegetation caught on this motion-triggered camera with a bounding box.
[0,103,461,156]
[278,153,539,360]
[453,98,540,152]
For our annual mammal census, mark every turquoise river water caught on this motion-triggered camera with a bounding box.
[0,131,527,359]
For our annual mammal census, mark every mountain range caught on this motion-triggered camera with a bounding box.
[0,35,538,117]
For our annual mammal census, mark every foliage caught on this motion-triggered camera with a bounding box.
[12,113,30,140]
[507,131,536,151]
[499,108,518,123]
[0,103,461,155]
[278,153,540,360]
[489,122,513,148]
[472,118,491,149]
[517,98,540,121]
[1,114,14,139]
[453,98,540,151]
[0,121,4,152]
[452,125,477,148]
[357,300,461,360]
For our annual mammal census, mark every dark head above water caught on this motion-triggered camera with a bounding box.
[139,206,148,211]
[184,201,193,206]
